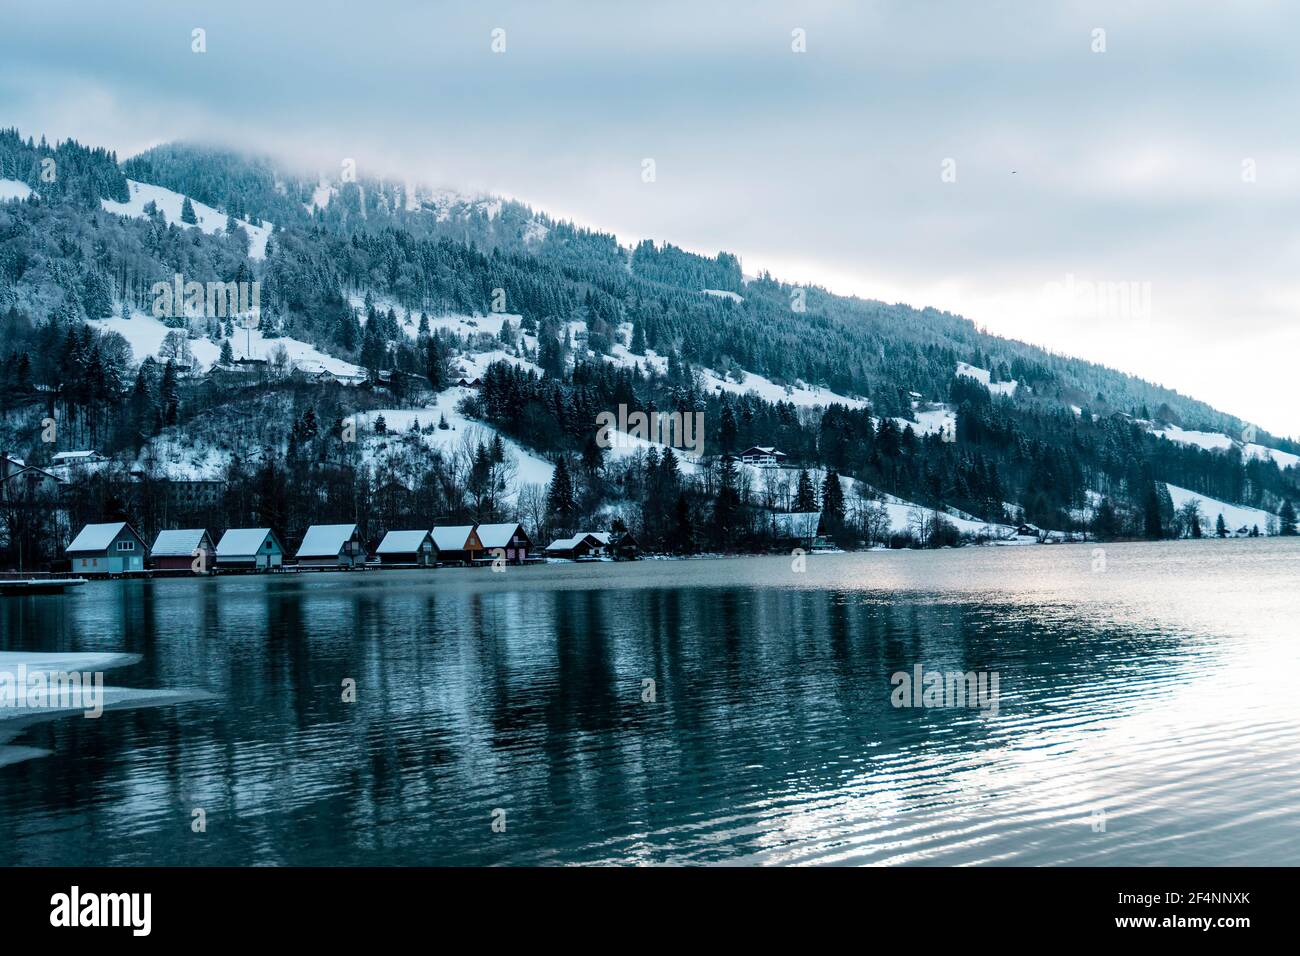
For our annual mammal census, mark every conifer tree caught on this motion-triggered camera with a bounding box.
[1280,499,1297,535]
[546,456,575,535]
[794,468,818,513]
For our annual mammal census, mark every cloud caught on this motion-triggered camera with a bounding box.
[2,0,1298,433]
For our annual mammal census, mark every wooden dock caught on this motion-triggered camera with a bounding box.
[0,573,88,595]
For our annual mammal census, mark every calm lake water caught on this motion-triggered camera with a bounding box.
[2,539,1298,866]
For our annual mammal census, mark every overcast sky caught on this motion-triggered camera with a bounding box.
[4,1,1298,434]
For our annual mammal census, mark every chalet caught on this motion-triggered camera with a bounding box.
[474,523,532,564]
[66,521,149,576]
[150,528,215,573]
[51,450,107,468]
[739,446,788,467]
[207,357,269,383]
[215,527,285,571]
[375,529,436,566]
[456,377,482,388]
[771,512,825,550]
[296,523,367,569]
[313,367,367,387]
[432,525,483,565]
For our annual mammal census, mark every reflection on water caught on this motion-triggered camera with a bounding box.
[1,538,1298,866]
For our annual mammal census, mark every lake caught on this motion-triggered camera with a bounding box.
[2,539,1298,866]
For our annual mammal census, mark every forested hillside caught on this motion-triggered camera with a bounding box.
[2,129,1297,566]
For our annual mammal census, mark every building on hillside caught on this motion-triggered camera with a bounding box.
[296,523,367,569]
[0,463,63,501]
[740,446,788,467]
[66,521,148,576]
[473,523,532,564]
[207,358,270,384]
[313,367,367,387]
[1,463,68,569]
[771,511,825,550]
[51,450,108,468]
[150,528,215,573]
[375,529,436,567]
[215,527,285,571]
[432,525,483,565]
[128,473,227,510]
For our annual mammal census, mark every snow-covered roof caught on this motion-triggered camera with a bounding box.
[432,526,476,551]
[216,528,275,557]
[296,523,359,557]
[376,529,433,554]
[67,522,136,553]
[52,450,100,461]
[474,523,524,549]
[151,529,210,557]
[546,536,577,551]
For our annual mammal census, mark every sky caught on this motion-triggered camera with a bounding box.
[3,1,1299,435]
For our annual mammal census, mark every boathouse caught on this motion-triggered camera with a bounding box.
[375,529,436,566]
[432,525,482,565]
[473,523,531,564]
[215,528,285,571]
[296,523,367,569]
[150,529,215,573]
[66,522,149,576]
[544,532,608,560]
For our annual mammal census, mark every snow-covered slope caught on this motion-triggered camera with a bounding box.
[355,388,555,492]
[607,329,868,410]
[956,361,1018,396]
[898,405,956,438]
[90,310,364,378]
[0,178,34,202]
[1165,483,1279,534]
[102,180,273,259]
[1154,424,1299,471]
[702,289,744,302]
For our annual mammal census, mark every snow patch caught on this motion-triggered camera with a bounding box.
[956,361,1018,396]
[1165,483,1280,534]
[102,180,273,260]
[0,178,33,202]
